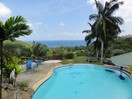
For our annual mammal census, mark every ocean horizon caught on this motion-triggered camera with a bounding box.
[25,40,86,47]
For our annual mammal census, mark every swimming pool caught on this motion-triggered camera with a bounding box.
[32,64,132,99]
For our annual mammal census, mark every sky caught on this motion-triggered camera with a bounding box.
[0,0,132,41]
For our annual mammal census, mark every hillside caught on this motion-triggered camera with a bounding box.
[3,40,31,48]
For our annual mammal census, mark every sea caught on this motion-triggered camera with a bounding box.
[25,40,86,48]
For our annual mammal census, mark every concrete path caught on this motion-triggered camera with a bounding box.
[16,63,63,88]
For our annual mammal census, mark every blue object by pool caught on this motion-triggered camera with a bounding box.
[32,64,132,99]
[105,69,115,73]
[26,59,32,70]
[35,60,43,64]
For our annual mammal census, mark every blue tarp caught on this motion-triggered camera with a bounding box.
[26,60,43,70]
[26,59,32,70]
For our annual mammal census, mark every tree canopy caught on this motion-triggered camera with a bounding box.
[83,0,124,63]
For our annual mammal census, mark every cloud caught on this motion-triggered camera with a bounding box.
[60,22,65,26]
[36,22,42,26]
[86,0,95,4]
[115,0,132,24]
[43,24,51,31]
[0,2,11,18]
[27,22,43,29]
[17,31,87,41]
[49,32,86,40]
[27,23,33,28]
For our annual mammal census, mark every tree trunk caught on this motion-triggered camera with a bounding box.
[0,40,3,98]
[96,48,99,59]
[100,39,104,64]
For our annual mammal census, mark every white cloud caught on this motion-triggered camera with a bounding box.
[0,2,11,18]
[36,22,42,26]
[86,0,95,4]
[27,23,33,28]
[43,24,51,31]
[115,0,132,24]
[27,22,43,29]
[17,31,87,41]
[60,22,65,26]
[42,32,87,40]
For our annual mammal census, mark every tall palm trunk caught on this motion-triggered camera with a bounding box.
[100,39,104,63]
[0,41,3,69]
[96,48,99,59]
[0,40,3,98]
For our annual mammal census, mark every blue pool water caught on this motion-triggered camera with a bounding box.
[32,64,132,99]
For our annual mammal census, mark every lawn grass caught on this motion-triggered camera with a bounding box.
[62,56,88,64]
[62,56,101,65]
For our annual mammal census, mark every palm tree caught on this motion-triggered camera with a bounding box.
[0,16,32,86]
[88,0,124,63]
[30,41,48,60]
[83,23,100,59]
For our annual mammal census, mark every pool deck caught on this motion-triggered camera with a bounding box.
[16,62,63,91]
[16,63,132,94]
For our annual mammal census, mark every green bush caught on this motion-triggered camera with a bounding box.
[17,82,29,90]
[3,56,22,79]
[111,49,125,56]
[65,53,74,59]
[128,66,132,71]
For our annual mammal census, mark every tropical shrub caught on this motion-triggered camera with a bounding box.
[17,82,29,90]
[30,41,49,60]
[111,49,125,56]
[65,53,74,59]
[128,66,132,71]
[3,40,31,57]
[3,56,22,79]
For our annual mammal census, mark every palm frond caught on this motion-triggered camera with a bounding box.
[82,30,91,33]
[95,0,104,14]
[3,16,32,41]
[106,1,123,15]
[108,16,124,25]
[89,14,99,21]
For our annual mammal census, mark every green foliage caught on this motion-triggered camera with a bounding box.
[128,66,132,71]
[63,56,88,64]
[17,82,29,90]
[47,46,92,60]
[2,35,131,62]
[3,56,22,78]
[111,49,125,56]
[3,40,31,57]
[107,36,132,57]
[1,16,32,42]
[65,53,75,59]
[31,41,49,60]
[73,56,87,63]
[84,0,123,63]
[52,47,67,59]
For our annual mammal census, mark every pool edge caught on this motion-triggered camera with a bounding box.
[31,63,132,98]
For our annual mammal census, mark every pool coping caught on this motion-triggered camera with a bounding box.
[104,64,132,79]
[31,63,132,96]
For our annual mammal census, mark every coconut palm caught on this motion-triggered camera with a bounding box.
[88,0,124,63]
[0,16,32,85]
[30,41,48,60]
[83,23,101,59]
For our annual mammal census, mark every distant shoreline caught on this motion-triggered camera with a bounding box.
[24,40,86,48]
